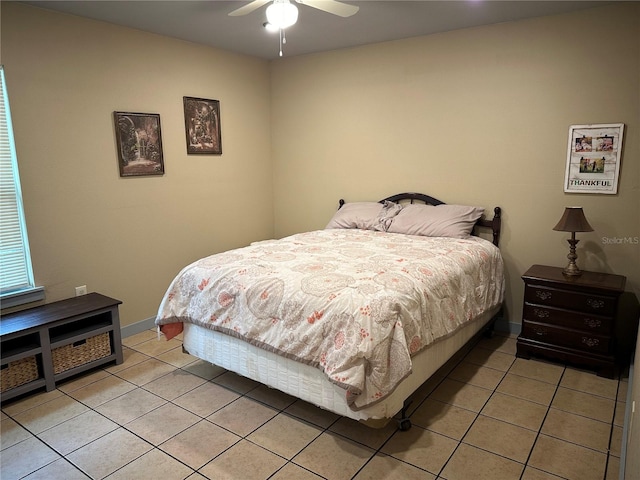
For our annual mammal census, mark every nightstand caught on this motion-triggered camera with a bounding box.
[516,264,626,378]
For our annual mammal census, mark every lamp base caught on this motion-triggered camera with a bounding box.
[562,237,582,276]
[562,264,583,276]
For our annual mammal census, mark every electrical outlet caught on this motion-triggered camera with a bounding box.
[75,285,87,296]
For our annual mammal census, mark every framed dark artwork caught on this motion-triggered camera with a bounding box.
[183,96,222,154]
[114,112,165,177]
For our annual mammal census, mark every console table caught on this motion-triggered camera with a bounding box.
[1,293,123,401]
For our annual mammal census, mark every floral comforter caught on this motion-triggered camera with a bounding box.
[155,229,504,409]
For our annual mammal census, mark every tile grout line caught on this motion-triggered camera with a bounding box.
[518,365,566,480]
[433,350,514,478]
[353,337,515,479]
[415,339,537,476]
[602,374,627,480]
[1,332,623,480]
[116,339,341,479]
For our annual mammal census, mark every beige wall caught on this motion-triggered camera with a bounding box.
[270,3,640,327]
[2,4,639,331]
[1,3,274,325]
[2,3,638,472]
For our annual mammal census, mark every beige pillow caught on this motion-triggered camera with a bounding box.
[387,204,484,238]
[325,201,402,231]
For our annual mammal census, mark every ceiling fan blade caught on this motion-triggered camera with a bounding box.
[296,0,359,18]
[228,0,271,17]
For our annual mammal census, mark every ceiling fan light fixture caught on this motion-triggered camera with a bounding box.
[266,0,299,29]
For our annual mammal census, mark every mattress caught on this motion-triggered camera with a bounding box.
[157,229,504,410]
[182,304,500,422]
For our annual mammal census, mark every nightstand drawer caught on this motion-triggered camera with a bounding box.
[522,321,610,354]
[524,285,616,316]
[522,304,612,334]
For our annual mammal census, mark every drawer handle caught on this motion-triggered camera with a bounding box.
[535,290,552,301]
[584,318,602,329]
[532,326,548,336]
[587,299,605,309]
[533,308,550,319]
[582,337,600,348]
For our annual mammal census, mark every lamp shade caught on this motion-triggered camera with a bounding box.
[266,0,298,29]
[552,207,594,233]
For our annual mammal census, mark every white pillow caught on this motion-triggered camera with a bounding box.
[387,204,484,238]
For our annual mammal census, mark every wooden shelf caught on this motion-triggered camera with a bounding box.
[1,293,123,401]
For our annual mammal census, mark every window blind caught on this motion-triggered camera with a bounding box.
[0,65,38,300]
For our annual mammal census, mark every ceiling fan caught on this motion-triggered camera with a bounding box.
[228,0,359,21]
[229,0,359,56]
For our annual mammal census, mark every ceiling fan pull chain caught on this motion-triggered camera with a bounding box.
[279,28,284,56]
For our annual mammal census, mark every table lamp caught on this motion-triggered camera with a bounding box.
[553,207,593,276]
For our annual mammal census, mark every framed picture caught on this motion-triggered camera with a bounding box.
[114,112,165,177]
[563,123,624,194]
[183,96,222,154]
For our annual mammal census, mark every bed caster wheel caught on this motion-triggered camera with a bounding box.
[398,418,412,431]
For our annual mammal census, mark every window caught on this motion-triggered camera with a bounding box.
[0,65,43,308]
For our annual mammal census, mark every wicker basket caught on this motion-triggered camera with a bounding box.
[1,356,39,393]
[52,332,111,374]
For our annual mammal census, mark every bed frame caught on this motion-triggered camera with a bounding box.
[339,192,502,247]
[180,192,504,431]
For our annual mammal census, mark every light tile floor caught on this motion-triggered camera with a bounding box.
[0,331,627,480]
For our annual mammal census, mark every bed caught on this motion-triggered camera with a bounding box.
[156,192,504,429]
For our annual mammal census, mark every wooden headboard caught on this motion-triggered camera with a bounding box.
[338,192,502,247]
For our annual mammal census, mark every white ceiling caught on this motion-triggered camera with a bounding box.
[21,1,612,60]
